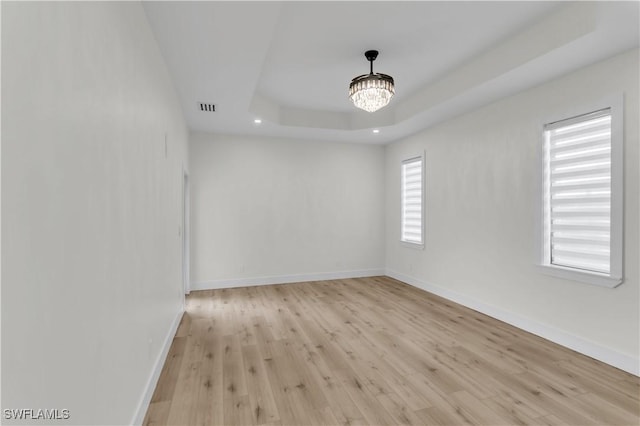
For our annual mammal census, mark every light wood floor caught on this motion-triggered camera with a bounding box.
[144,276,639,425]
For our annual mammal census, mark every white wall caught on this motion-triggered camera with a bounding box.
[385,49,639,374]
[190,133,385,289]
[2,2,188,424]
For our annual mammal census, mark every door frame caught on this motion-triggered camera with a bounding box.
[182,168,190,296]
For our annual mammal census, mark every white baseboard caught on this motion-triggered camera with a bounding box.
[385,269,639,376]
[131,307,184,425]
[191,269,385,291]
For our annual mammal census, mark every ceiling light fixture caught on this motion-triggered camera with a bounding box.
[254,118,262,124]
[349,50,395,113]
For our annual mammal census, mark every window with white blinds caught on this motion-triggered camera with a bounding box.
[543,107,621,281]
[401,156,423,245]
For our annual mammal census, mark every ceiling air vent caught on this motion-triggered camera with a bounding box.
[198,102,215,112]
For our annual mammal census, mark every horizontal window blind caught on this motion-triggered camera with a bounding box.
[545,109,611,274]
[401,157,423,244]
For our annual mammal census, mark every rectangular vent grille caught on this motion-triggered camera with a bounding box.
[199,102,215,112]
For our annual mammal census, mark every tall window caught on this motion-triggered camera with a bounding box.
[541,105,622,287]
[401,156,423,245]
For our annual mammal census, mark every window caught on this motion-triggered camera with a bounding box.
[401,156,423,246]
[540,103,623,287]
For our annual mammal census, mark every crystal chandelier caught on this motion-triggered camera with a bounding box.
[349,50,395,113]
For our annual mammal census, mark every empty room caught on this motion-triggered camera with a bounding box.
[2,1,639,425]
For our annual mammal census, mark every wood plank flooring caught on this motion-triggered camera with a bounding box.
[143,276,640,425]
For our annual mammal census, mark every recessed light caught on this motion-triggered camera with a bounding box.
[254,118,262,124]
[372,129,380,134]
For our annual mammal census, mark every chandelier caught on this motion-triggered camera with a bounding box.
[349,50,395,113]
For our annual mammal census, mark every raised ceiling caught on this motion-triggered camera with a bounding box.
[142,1,639,144]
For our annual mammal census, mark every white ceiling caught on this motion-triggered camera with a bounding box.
[142,1,639,145]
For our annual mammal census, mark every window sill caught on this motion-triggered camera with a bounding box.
[401,241,424,250]
[536,264,623,288]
